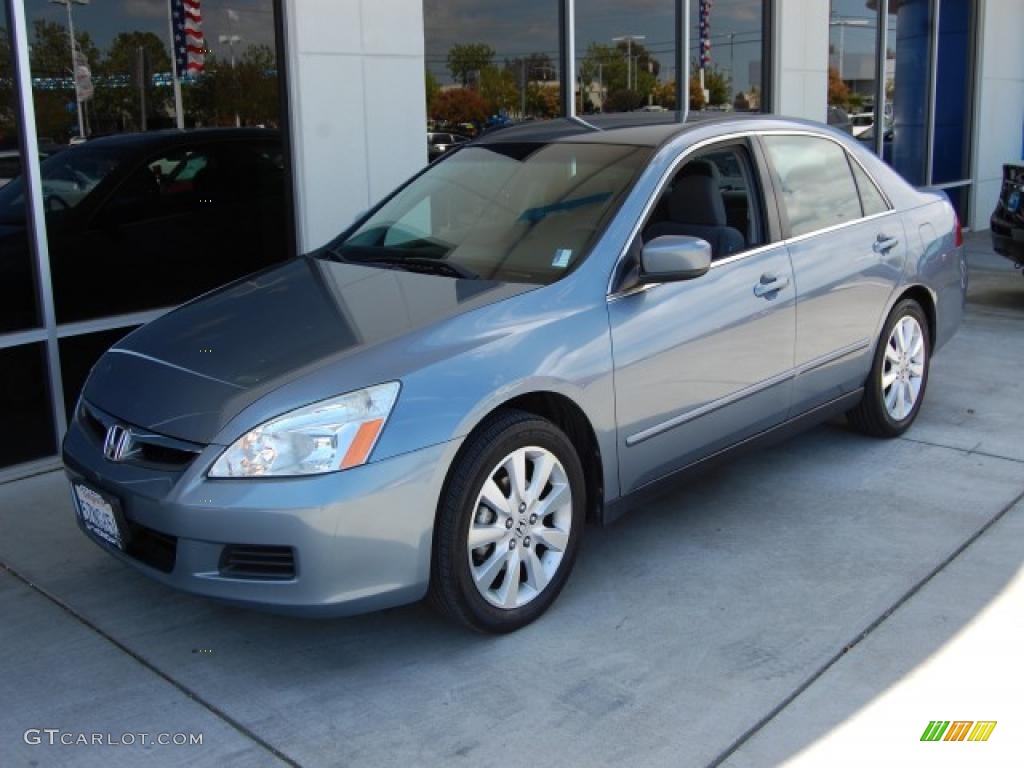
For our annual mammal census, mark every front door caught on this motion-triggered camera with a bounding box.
[608,141,796,494]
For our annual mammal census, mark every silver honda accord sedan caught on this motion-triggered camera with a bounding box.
[63,114,966,632]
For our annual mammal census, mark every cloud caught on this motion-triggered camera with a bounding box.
[122,0,166,19]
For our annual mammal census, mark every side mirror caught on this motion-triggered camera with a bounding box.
[640,235,712,282]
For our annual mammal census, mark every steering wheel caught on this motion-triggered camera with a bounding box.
[45,193,70,211]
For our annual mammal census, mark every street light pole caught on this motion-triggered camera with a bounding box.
[612,34,645,93]
[50,0,88,139]
[219,33,241,127]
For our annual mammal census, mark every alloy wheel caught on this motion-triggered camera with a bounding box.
[882,315,926,421]
[466,446,572,609]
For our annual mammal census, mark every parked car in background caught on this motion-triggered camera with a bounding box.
[827,105,852,134]
[0,128,288,334]
[991,162,1024,273]
[427,131,471,161]
[64,114,965,633]
[850,112,874,138]
[0,142,62,187]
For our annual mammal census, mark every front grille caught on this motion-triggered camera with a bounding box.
[79,400,203,471]
[124,522,177,573]
[218,545,296,580]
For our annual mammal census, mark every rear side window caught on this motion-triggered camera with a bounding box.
[762,135,862,237]
[849,158,889,216]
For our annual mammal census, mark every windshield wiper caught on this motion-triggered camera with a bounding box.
[330,250,479,280]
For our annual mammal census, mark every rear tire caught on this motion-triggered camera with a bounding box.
[847,298,930,438]
[429,409,585,633]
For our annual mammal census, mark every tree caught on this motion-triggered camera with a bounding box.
[425,68,441,113]
[430,87,489,126]
[525,83,560,117]
[29,19,101,141]
[604,88,643,113]
[703,65,731,106]
[652,80,677,110]
[447,43,494,86]
[186,44,280,127]
[479,65,518,114]
[828,66,850,107]
[92,31,172,132]
[827,66,863,112]
[29,19,98,77]
[689,76,706,110]
[506,52,557,84]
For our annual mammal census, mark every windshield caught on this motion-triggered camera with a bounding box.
[0,146,122,218]
[331,142,652,284]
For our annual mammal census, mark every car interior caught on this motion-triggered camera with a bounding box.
[642,145,765,260]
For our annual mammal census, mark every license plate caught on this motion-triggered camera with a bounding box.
[73,483,123,550]
[1009,189,1021,213]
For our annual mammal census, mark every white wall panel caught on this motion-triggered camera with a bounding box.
[773,0,829,121]
[971,0,1024,229]
[283,0,428,250]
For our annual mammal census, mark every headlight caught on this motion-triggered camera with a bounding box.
[209,382,400,478]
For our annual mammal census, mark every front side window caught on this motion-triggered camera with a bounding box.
[762,135,862,237]
[101,149,213,224]
[332,142,652,284]
[642,143,765,260]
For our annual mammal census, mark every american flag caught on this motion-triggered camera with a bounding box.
[172,0,206,76]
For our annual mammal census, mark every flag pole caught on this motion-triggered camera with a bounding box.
[166,0,185,129]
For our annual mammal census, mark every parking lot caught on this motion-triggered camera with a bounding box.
[1,233,1022,768]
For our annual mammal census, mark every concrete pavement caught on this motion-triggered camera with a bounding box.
[1,232,1021,767]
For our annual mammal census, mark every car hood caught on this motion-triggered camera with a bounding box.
[84,256,537,444]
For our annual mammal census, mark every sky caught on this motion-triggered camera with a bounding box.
[424,0,768,95]
[23,0,278,64]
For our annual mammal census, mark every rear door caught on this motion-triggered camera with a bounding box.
[760,134,905,414]
[608,139,796,494]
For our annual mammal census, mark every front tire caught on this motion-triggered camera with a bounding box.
[429,409,586,633]
[847,298,930,437]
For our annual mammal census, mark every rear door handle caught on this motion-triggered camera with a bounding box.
[873,234,900,254]
[753,273,790,298]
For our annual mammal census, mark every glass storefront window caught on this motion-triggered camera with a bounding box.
[688,0,766,113]
[1,3,43,334]
[827,1,879,138]
[574,0,765,115]
[932,0,972,185]
[574,0,674,114]
[0,342,56,467]
[22,0,289,327]
[423,0,562,152]
[1,0,292,473]
[828,0,974,201]
[888,0,932,186]
[58,325,136,419]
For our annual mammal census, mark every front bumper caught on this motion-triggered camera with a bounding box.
[62,409,460,617]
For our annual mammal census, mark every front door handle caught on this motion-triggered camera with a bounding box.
[873,233,900,254]
[753,273,790,298]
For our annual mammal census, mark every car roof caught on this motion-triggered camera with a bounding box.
[473,112,829,149]
[81,127,280,152]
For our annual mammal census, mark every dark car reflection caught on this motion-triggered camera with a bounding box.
[0,128,288,333]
